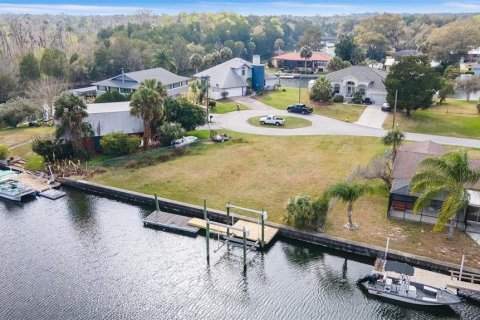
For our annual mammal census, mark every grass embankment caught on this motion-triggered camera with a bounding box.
[384,99,480,139]
[213,100,248,114]
[247,116,312,129]
[1,126,54,158]
[257,87,366,122]
[90,131,480,268]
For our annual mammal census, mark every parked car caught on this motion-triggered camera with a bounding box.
[287,103,313,115]
[259,115,285,126]
[381,103,391,112]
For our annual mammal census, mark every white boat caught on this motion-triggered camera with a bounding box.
[0,178,36,202]
[172,136,199,148]
[357,260,461,306]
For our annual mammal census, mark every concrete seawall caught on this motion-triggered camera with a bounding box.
[60,178,480,275]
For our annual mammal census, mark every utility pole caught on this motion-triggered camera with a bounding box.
[391,89,398,130]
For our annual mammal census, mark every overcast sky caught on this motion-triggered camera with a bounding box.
[0,1,479,16]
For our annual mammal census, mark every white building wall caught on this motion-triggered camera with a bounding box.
[209,87,245,100]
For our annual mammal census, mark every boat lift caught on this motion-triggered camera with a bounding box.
[226,202,268,249]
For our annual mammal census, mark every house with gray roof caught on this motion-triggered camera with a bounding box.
[388,141,480,234]
[93,67,190,98]
[194,55,277,100]
[325,66,388,104]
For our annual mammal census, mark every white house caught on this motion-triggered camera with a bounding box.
[325,66,388,104]
[93,67,190,98]
[194,56,277,100]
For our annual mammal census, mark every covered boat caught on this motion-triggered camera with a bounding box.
[357,259,461,306]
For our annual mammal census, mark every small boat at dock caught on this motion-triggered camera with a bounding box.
[357,259,461,306]
[0,178,36,202]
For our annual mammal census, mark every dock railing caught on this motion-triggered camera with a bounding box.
[450,270,480,284]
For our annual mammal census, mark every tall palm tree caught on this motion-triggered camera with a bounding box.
[130,79,165,149]
[325,181,372,230]
[189,53,202,74]
[152,49,177,73]
[299,45,312,103]
[382,130,405,162]
[53,92,88,152]
[411,151,480,239]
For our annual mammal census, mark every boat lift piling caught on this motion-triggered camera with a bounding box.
[204,199,210,263]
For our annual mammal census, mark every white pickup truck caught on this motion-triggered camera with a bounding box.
[259,115,285,126]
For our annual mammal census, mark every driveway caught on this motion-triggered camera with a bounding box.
[210,98,480,148]
[354,104,388,129]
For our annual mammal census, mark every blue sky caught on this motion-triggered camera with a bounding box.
[0,1,479,16]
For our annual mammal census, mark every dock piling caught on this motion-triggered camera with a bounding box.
[226,202,231,238]
[243,227,247,271]
[204,200,210,263]
[154,193,160,211]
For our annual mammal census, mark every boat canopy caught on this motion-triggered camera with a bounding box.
[385,261,414,276]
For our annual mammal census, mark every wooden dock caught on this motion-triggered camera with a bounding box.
[4,172,60,193]
[389,267,480,293]
[187,218,279,245]
[39,189,67,200]
[143,210,200,236]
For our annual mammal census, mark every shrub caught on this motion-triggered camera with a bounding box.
[163,97,207,131]
[285,195,329,231]
[32,138,74,161]
[157,122,185,146]
[477,104,480,114]
[352,91,363,104]
[0,97,40,127]
[0,144,8,160]
[333,95,344,103]
[100,132,140,156]
[94,91,130,103]
[24,154,45,171]
[208,100,216,108]
[124,160,139,169]
[220,91,229,99]
[310,76,332,101]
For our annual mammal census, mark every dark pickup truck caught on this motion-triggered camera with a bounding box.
[286,103,313,115]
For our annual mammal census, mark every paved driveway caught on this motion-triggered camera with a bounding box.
[210,97,480,148]
[354,104,388,129]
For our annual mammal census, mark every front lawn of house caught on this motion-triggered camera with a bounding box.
[212,100,248,114]
[257,87,366,122]
[90,131,480,269]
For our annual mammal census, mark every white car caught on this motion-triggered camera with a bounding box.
[259,115,284,126]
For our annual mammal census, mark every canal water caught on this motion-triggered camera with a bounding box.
[1,188,479,319]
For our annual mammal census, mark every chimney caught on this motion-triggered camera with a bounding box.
[121,68,125,83]
[252,54,260,65]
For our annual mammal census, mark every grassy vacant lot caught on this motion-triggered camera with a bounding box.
[213,100,248,114]
[1,126,54,158]
[247,116,312,129]
[257,87,366,122]
[384,99,480,139]
[90,131,480,268]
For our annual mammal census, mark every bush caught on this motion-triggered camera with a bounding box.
[285,195,329,231]
[24,154,45,171]
[352,91,363,104]
[0,97,40,127]
[100,132,140,156]
[208,100,216,108]
[32,138,74,161]
[333,95,344,103]
[220,91,229,99]
[0,144,8,160]
[94,91,130,103]
[157,122,185,146]
[163,97,207,131]
[477,104,480,114]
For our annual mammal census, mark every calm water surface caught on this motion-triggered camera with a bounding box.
[1,188,479,319]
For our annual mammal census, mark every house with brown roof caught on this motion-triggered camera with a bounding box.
[271,52,332,72]
[388,141,480,234]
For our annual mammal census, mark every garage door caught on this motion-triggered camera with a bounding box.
[367,93,387,105]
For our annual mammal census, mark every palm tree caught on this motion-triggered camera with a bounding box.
[53,92,88,152]
[410,151,480,239]
[325,181,372,230]
[299,45,312,103]
[130,79,165,149]
[382,130,405,162]
[189,53,202,74]
[152,49,177,73]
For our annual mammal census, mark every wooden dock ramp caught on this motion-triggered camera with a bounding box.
[143,210,200,236]
[188,218,278,245]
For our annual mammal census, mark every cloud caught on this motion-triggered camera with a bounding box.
[443,1,480,10]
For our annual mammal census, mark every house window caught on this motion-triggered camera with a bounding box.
[333,84,340,94]
[358,85,366,95]
[467,206,480,222]
[242,68,245,76]
[346,81,355,96]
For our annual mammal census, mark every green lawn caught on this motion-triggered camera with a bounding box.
[0,126,54,147]
[257,88,365,122]
[384,106,480,139]
[90,131,480,268]
[212,100,248,114]
[248,116,312,129]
